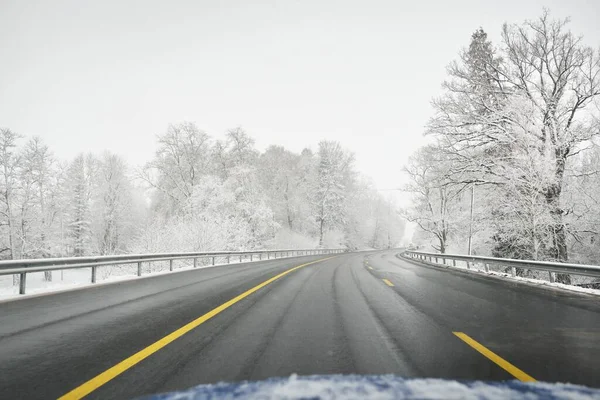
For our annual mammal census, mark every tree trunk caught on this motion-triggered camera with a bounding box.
[284,178,293,230]
[438,231,446,254]
[318,218,324,246]
[4,191,18,286]
[546,151,570,284]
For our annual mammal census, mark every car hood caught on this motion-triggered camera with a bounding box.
[139,374,600,399]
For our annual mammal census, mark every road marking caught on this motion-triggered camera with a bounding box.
[453,332,536,382]
[383,278,394,287]
[58,257,335,400]
[368,266,374,270]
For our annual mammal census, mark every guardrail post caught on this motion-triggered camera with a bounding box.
[267,252,270,259]
[170,259,174,271]
[19,272,27,294]
[435,257,438,263]
[137,262,142,276]
[212,257,215,265]
[259,253,262,260]
[250,254,253,261]
[239,255,242,262]
[452,259,456,267]
[466,261,470,269]
[91,266,97,283]
[511,267,516,277]
[227,256,230,264]
[194,258,198,268]
[549,272,556,283]
[442,257,446,265]
[484,263,489,272]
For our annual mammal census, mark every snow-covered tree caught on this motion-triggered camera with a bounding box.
[418,12,600,283]
[0,128,21,262]
[65,154,96,256]
[314,141,355,246]
[140,122,212,215]
[93,153,145,255]
[17,137,57,279]
[404,145,465,253]
[0,122,407,261]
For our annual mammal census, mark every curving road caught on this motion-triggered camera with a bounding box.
[0,250,599,399]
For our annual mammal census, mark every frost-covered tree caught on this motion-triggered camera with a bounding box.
[140,122,211,215]
[0,121,405,261]
[314,141,355,246]
[258,145,315,235]
[0,128,21,262]
[421,12,600,282]
[499,12,600,266]
[93,153,144,255]
[66,154,96,256]
[17,137,57,279]
[404,145,465,253]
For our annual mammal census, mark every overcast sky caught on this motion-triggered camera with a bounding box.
[1,0,599,196]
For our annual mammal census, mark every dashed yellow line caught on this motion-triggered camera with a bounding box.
[382,278,394,287]
[368,266,374,270]
[453,332,536,382]
[58,257,336,400]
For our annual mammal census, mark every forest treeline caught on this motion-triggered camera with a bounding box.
[0,123,404,282]
[405,11,600,283]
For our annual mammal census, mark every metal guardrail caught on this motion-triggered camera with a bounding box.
[402,250,600,282]
[1,248,346,295]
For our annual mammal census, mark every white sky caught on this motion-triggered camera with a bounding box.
[1,0,599,196]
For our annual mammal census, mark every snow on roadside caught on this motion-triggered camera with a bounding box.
[399,254,600,297]
[483,269,600,296]
[0,257,253,301]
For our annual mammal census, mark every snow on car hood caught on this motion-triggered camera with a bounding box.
[140,374,600,399]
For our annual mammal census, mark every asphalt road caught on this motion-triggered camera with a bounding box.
[1,250,599,399]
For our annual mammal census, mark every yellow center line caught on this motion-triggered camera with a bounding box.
[59,256,336,400]
[368,266,374,270]
[383,278,394,287]
[453,332,536,382]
